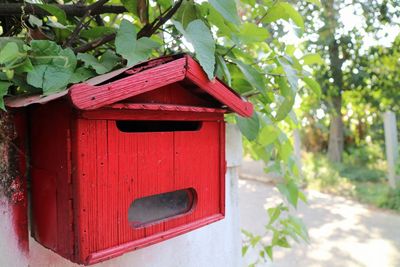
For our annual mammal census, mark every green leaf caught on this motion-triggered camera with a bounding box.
[301,53,324,65]
[265,245,273,260]
[174,20,216,80]
[206,4,238,38]
[36,4,67,24]
[14,58,33,73]
[27,65,46,89]
[232,59,265,93]
[78,51,120,75]
[5,69,13,80]
[121,0,138,15]
[298,190,308,204]
[209,0,240,25]
[277,237,291,248]
[277,76,292,97]
[0,81,12,111]
[216,55,231,85]
[250,235,261,247]
[0,42,21,64]
[156,0,173,9]
[262,2,304,31]
[116,20,160,66]
[242,229,254,238]
[259,125,280,146]
[278,140,293,162]
[236,112,260,141]
[303,77,321,97]
[80,27,116,39]
[288,215,309,242]
[287,180,299,207]
[267,206,281,225]
[27,65,72,94]
[277,183,290,205]
[279,58,298,90]
[275,95,295,121]
[30,40,61,64]
[175,0,199,28]
[242,245,249,256]
[235,23,269,44]
[70,67,96,83]
[55,48,77,71]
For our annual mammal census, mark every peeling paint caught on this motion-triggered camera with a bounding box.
[0,111,21,202]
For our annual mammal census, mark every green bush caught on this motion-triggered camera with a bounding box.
[338,166,385,183]
[343,144,384,167]
[380,188,400,211]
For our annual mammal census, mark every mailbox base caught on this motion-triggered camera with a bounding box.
[86,214,223,265]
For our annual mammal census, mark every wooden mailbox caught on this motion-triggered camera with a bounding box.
[7,54,253,265]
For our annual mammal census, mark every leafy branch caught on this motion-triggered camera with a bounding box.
[74,0,184,53]
[0,3,127,17]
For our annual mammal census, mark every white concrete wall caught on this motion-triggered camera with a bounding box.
[0,124,243,267]
[0,197,29,267]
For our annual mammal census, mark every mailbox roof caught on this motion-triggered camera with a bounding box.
[6,54,253,117]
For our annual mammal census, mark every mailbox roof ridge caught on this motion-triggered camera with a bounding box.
[5,54,253,117]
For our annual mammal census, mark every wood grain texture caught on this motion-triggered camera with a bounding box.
[185,56,253,117]
[29,100,74,259]
[108,103,226,113]
[68,55,253,118]
[69,58,187,110]
[66,116,225,264]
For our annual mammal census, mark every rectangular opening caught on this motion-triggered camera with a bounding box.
[116,120,202,133]
[128,189,196,228]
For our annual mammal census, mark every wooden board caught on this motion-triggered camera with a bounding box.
[73,115,225,264]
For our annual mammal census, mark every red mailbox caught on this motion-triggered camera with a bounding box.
[8,54,252,265]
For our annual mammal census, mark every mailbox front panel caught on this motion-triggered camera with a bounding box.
[73,117,225,264]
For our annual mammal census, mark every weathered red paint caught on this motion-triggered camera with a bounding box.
[9,54,252,265]
[11,111,29,253]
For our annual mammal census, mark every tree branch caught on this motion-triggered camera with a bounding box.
[63,0,110,47]
[74,0,184,53]
[0,3,127,17]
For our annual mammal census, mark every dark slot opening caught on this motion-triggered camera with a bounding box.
[116,120,202,133]
[128,189,196,228]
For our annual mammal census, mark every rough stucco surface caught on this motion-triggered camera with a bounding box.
[0,124,242,267]
[0,197,28,267]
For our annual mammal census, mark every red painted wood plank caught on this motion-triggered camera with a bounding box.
[121,82,221,107]
[29,101,74,258]
[219,122,226,216]
[69,58,187,110]
[137,132,174,238]
[80,109,222,121]
[185,56,253,117]
[108,103,226,113]
[74,119,91,262]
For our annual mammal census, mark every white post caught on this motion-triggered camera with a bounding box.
[293,129,302,175]
[383,111,399,188]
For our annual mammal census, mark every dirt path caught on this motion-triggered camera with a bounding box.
[239,178,400,267]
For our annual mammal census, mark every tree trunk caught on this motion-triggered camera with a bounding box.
[323,0,345,163]
[327,95,344,162]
